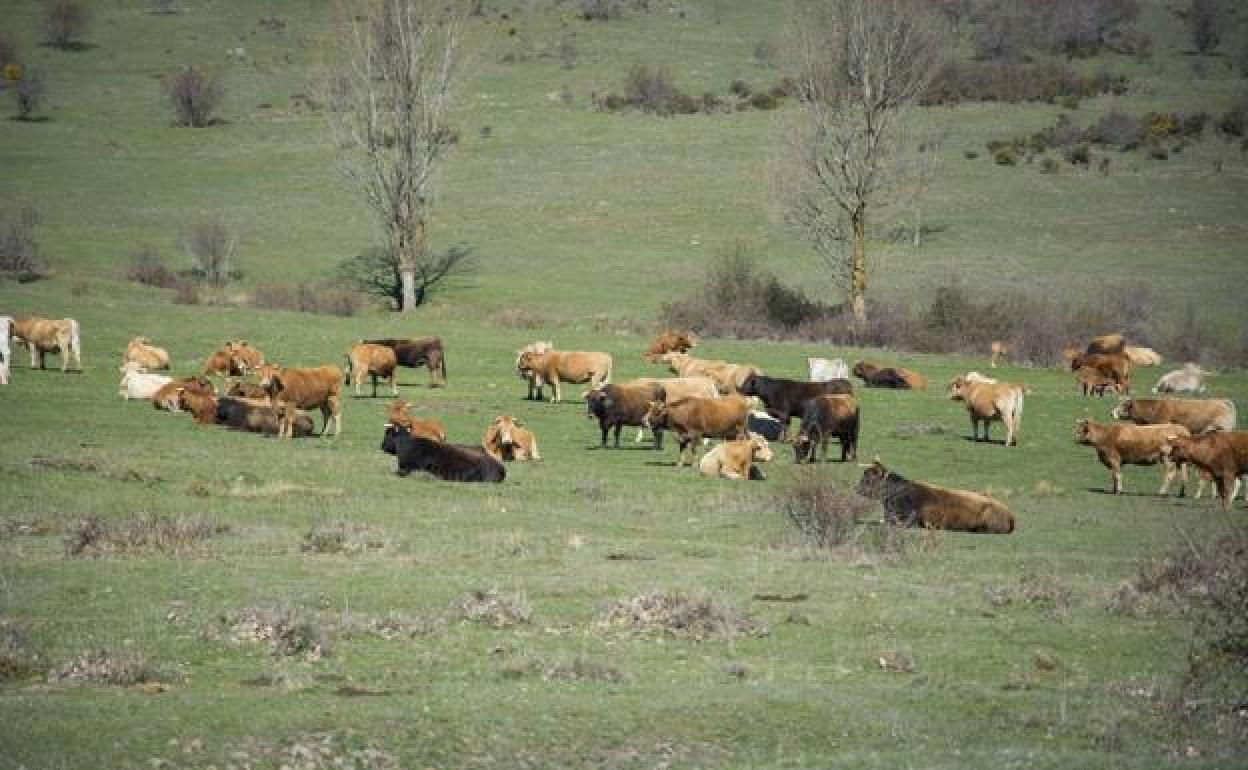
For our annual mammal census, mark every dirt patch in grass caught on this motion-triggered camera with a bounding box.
[63,513,228,557]
[452,589,532,629]
[47,649,182,686]
[594,591,769,641]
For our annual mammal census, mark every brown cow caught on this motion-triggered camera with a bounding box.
[1069,352,1131,394]
[257,364,343,438]
[516,349,612,403]
[346,342,399,398]
[216,395,315,437]
[386,399,447,442]
[176,388,219,425]
[1074,418,1191,495]
[857,461,1015,534]
[643,395,752,467]
[1075,366,1119,397]
[202,348,244,378]
[226,381,269,400]
[948,376,1028,446]
[11,317,81,371]
[152,376,216,411]
[989,340,1011,369]
[125,337,170,370]
[1162,432,1248,511]
[852,361,927,390]
[1111,397,1236,435]
[644,330,697,362]
[698,433,772,480]
[515,341,554,400]
[363,337,447,387]
[1086,333,1126,354]
[793,394,859,463]
[227,340,265,372]
[482,415,541,462]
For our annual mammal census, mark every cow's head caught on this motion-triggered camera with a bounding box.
[1073,418,1096,445]
[491,416,520,447]
[585,387,608,419]
[1110,398,1135,420]
[659,352,687,372]
[380,422,406,455]
[856,460,892,499]
[516,351,540,376]
[749,433,773,464]
[947,377,972,401]
[256,364,282,392]
[737,373,761,397]
[642,400,668,430]
[1160,434,1194,464]
[851,361,872,379]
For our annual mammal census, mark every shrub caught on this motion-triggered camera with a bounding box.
[1039,156,1060,174]
[43,1,91,51]
[1180,111,1209,138]
[1064,143,1090,166]
[778,469,877,549]
[749,91,780,110]
[182,219,239,285]
[126,244,179,288]
[623,63,680,115]
[1087,111,1142,150]
[1219,109,1245,138]
[1187,0,1221,54]
[729,79,751,97]
[594,591,767,640]
[0,204,46,282]
[14,67,47,120]
[166,66,223,127]
[252,282,364,317]
[993,146,1017,165]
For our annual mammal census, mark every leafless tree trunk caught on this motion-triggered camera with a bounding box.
[771,0,944,323]
[908,128,947,247]
[326,0,463,313]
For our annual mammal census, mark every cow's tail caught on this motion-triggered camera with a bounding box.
[69,319,81,367]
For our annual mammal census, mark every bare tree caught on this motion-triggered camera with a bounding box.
[772,0,944,322]
[904,128,947,247]
[326,0,465,313]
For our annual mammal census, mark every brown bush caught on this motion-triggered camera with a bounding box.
[126,244,179,288]
[43,1,91,51]
[0,204,47,281]
[778,468,878,549]
[166,66,223,127]
[251,282,364,317]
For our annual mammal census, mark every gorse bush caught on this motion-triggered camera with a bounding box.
[166,66,223,127]
[923,60,1128,106]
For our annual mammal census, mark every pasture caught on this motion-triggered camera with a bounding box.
[2,0,1247,767]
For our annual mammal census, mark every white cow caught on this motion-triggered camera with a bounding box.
[118,363,172,400]
[807,357,849,382]
[1152,363,1208,394]
[0,316,11,385]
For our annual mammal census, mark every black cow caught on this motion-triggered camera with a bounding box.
[381,424,505,482]
[794,394,859,463]
[737,373,853,439]
[363,337,447,387]
[586,382,664,449]
[746,411,785,441]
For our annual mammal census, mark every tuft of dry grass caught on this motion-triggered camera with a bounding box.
[452,590,532,629]
[501,655,628,684]
[220,604,330,661]
[47,648,181,686]
[594,591,768,641]
[0,619,39,681]
[300,521,391,555]
[63,513,227,557]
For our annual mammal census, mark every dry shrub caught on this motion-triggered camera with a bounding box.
[48,649,180,686]
[43,1,92,50]
[595,591,768,640]
[13,66,47,120]
[923,59,1128,106]
[1,515,56,539]
[300,521,390,555]
[987,572,1073,621]
[502,655,628,683]
[488,306,556,330]
[596,63,699,116]
[340,611,443,641]
[166,66,224,127]
[452,589,531,628]
[223,604,330,660]
[579,0,647,21]
[126,244,179,288]
[170,277,200,305]
[778,468,877,549]
[63,513,227,557]
[252,282,364,317]
[0,204,47,281]
[0,620,39,681]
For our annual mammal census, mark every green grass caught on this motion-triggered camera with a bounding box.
[1,1,1247,767]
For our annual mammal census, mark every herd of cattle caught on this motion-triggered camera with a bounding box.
[2,315,1245,532]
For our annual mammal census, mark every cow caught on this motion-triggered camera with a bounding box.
[605,377,720,444]
[746,411,786,441]
[124,337,170,370]
[958,371,998,385]
[0,315,9,385]
[226,340,265,372]
[989,340,1011,369]
[947,376,1028,446]
[852,361,927,390]
[11,317,81,372]
[1073,418,1192,495]
[1069,351,1131,394]
[381,423,505,483]
[737,373,853,439]
[1162,432,1248,511]
[1153,363,1209,395]
[642,395,752,467]
[856,461,1016,534]
[482,415,541,462]
[256,364,344,438]
[118,363,171,400]
[514,341,554,400]
[586,381,665,448]
[1111,397,1236,436]
[1086,333,1126,354]
[808,357,849,382]
[152,376,215,411]
[644,330,697,362]
[1075,366,1119,397]
[698,433,773,480]
[793,394,859,463]
[176,388,219,425]
[386,399,447,442]
[1125,346,1162,367]
[515,349,612,403]
[345,342,399,398]
[216,396,315,437]
[202,347,245,378]
[362,337,447,387]
[660,352,761,395]
[225,381,269,400]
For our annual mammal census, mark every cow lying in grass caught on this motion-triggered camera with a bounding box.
[1152,363,1209,395]
[1073,418,1191,495]
[125,337,170,370]
[118,363,171,400]
[381,423,505,482]
[659,352,761,395]
[216,396,315,437]
[482,415,540,462]
[152,376,215,411]
[644,330,696,362]
[698,434,772,480]
[856,461,1015,534]
[852,361,926,390]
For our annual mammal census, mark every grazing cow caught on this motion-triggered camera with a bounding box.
[514,341,554,400]
[215,396,315,437]
[856,461,1016,534]
[346,342,399,398]
[737,373,853,439]
[11,317,81,371]
[586,381,665,448]
[482,415,541,462]
[1069,351,1132,394]
[989,340,1011,369]
[118,363,171,400]
[1075,366,1118,397]
[1162,432,1248,511]
[124,337,171,370]
[0,315,10,385]
[516,349,612,403]
[176,388,219,425]
[644,330,697,362]
[642,395,752,467]
[362,337,447,387]
[1074,418,1192,495]
[852,361,927,390]
[152,376,215,411]
[1086,333,1126,354]
[226,381,269,400]
[793,394,859,463]
[1153,363,1209,395]
[1125,346,1162,367]
[381,424,505,482]
[610,377,720,444]
[698,434,773,480]
[257,364,344,438]
[947,376,1028,446]
[1111,397,1236,436]
[386,399,447,442]
[808,357,849,382]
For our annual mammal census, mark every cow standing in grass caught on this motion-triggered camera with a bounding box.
[1162,432,1248,511]
[948,376,1028,446]
[1073,418,1192,495]
[257,364,343,438]
[346,342,399,398]
[11,317,81,372]
[363,337,447,387]
[793,394,859,463]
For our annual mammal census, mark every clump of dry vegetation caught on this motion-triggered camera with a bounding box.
[340,611,444,641]
[594,591,768,641]
[985,572,1074,621]
[777,469,879,549]
[63,513,227,557]
[502,655,629,684]
[300,521,392,555]
[47,648,181,686]
[452,589,532,628]
[220,604,330,661]
[0,620,40,681]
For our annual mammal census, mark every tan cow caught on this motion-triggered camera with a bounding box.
[482,415,541,462]
[698,433,773,480]
[515,341,554,400]
[1075,365,1119,397]
[1162,432,1248,511]
[257,364,344,438]
[152,376,216,411]
[1111,397,1236,436]
[644,330,697,362]
[643,395,752,467]
[989,340,1011,369]
[1086,333,1126,354]
[1069,352,1132,394]
[11,317,81,371]
[227,340,265,372]
[346,342,399,398]
[386,399,447,442]
[1074,418,1192,495]
[515,349,612,403]
[948,376,1028,446]
[660,352,760,394]
[124,337,171,370]
[1124,346,1162,367]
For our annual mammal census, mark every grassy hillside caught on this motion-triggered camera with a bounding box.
[1,1,1247,768]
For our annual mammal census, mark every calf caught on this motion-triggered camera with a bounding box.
[1074,418,1191,495]
[386,399,447,442]
[1162,432,1248,511]
[793,394,859,463]
[808,357,849,382]
[738,373,853,439]
[644,330,697,362]
[586,381,665,448]
[381,424,505,482]
[1153,363,1208,395]
[948,376,1027,446]
[643,395,752,467]
[482,415,540,462]
[176,388,219,425]
[856,461,1015,534]
[1111,397,1236,436]
[202,347,245,378]
[125,337,170,370]
[363,337,447,387]
[698,434,773,480]
[257,364,344,438]
[11,317,81,371]
[152,376,215,411]
[216,396,315,437]
[516,349,612,403]
[118,364,171,400]
[989,340,1011,369]
[1069,352,1131,394]
[852,361,927,390]
[346,342,399,398]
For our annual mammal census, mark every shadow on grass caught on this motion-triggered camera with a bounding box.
[40,41,98,52]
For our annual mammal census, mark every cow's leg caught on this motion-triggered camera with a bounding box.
[634,427,646,444]
[331,396,342,437]
[1159,460,1177,496]
[613,424,622,449]
[1217,472,1236,512]
[390,372,398,397]
[550,379,561,404]
[968,416,979,441]
[677,438,692,467]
